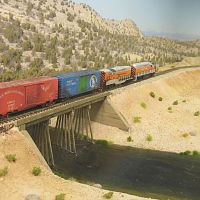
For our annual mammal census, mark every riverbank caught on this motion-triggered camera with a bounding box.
[0,128,155,200]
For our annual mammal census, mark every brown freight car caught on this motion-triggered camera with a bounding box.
[0,77,58,117]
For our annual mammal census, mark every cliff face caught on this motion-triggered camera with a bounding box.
[105,19,143,37]
[0,0,142,37]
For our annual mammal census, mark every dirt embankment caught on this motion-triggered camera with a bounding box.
[0,128,154,200]
[93,68,200,153]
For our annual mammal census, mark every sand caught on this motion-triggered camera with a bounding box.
[92,68,200,153]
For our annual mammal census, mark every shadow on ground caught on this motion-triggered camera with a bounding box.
[52,143,200,200]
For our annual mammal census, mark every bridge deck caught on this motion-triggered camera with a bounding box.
[16,92,110,128]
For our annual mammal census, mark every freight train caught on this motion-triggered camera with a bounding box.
[0,62,156,117]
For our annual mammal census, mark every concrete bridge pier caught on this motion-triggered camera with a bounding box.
[90,99,130,132]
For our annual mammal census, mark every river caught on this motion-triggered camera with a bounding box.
[52,142,200,200]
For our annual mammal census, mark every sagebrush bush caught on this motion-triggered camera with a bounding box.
[180,150,200,156]
[194,111,200,116]
[55,193,65,200]
[140,102,147,109]
[193,151,200,156]
[181,150,192,156]
[168,107,172,111]
[173,100,178,105]
[32,166,41,176]
[95,140,113,146]
[127,136,133,142]
[158,97,163,101]
[182,133,189,138]
[5,154,17,162]
[103,192,113,199]
[146,134,153,142]
[149,91,155,98]
[133,117,141,123]
[0,166,8,177]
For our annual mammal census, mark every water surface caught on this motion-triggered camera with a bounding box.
[53,143,200,200]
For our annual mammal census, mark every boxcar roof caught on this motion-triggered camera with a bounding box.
[54,70,99,78]
[0,76,54,89]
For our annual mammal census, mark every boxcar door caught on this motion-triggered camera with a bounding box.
[25,84,42,105]
[79,76,88,92]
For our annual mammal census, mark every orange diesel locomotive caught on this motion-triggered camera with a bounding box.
[100,62,156,87]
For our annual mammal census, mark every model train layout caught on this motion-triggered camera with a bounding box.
[0,62,156,117]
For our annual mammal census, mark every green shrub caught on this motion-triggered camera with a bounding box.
[194,111,200,116]
[158,97,163,101]
[182,100,187,103]
[173,100,178,105]
[95,140,112,146]
[133,117,141,123]
[32,34,44,52]
[4,23,23,43]
[0,166,8,177]
[32,166,41,176]
[168,107,172,111]
[79,134,90,141]
[103,192,113,199]
[146,134,153,142]
[5,154,17,162]
[0,42,9,52]
[45,47,57,64]
[55,193,65,200]
[183,151,192,156]
[21,22,31,30]
[127,136,133,142]
[182,133,189,138]
[149,91,155,98]
[29,58,44,70]
[140,102,147,109]
[22,40,33,51]
[193,151,200,156]
[168,107,173,113]
[180,150,200,156]
[0,48,22,70]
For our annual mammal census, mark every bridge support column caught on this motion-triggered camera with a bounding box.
[52,106,94,154]
[28,120,54,166]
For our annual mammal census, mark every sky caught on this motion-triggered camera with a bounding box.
[72,0,200,36]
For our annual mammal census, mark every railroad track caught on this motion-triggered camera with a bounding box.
[0,65,200,132]
[0,92,107,132]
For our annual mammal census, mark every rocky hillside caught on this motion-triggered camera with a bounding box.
[0,0,199,81]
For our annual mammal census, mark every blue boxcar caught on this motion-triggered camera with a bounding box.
[54,70,101,99]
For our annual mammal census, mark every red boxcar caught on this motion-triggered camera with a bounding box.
[0,76,58,116]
